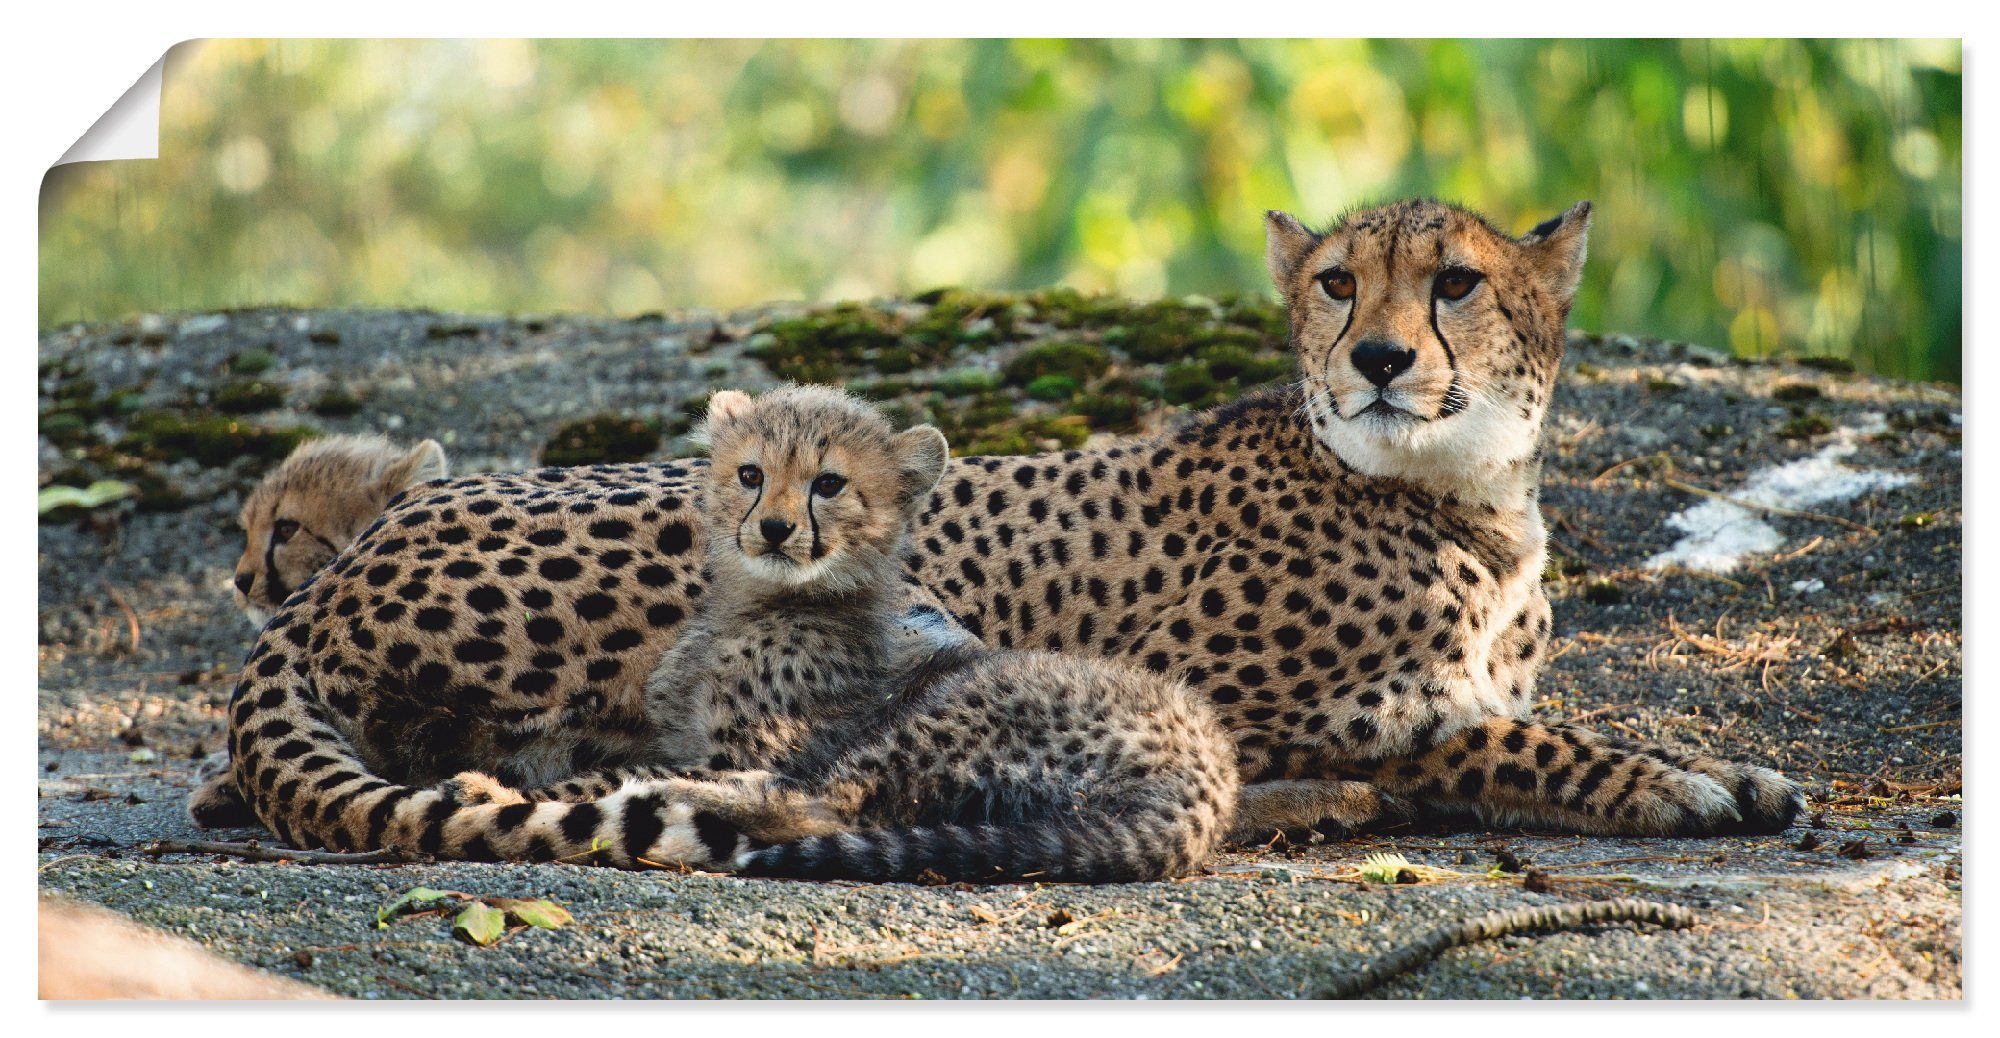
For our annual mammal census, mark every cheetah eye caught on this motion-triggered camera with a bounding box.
[1434,267,1484,302]
[737,464,763,489]
[271,519,301,545]
[812,473,848,498]
[1317,268,1356,302]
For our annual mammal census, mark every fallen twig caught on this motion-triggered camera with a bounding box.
[142,838,427,865]
[1322,898,1699,999]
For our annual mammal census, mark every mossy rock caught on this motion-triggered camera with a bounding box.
[908,290,1025,347]
[1074,391,1141,432]
[1025,374,1080,402]
[118,411,312,467]
[228,348,276,375]
[1771,382,1823,402]
[751,304,947,383]
[961,415,1090,457]
[1162,362,1219,406]
[932,367,1001,398]
[540,414,663,466]
[211,379,287,414]
[1777,414,1835,440]
[1003,340,1109,384]
[40,411,94,448]
[310,388,365,417]
[1197,342,1293,386]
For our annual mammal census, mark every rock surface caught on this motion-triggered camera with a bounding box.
[38,304,1962,999]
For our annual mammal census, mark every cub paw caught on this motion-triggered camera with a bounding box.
[440,771,527,807]
[187,771,257,828]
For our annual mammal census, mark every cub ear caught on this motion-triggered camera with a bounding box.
[891,425,950,513]
[1520,201,1592,303]
[707,389,754,424]
[693,389,754,449]
[1265,210,1320,287]
[376,439,448,495]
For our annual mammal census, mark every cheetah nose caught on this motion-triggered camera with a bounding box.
[759,517,796,547]
[233,572,255,595]
[1350,339,1417,389]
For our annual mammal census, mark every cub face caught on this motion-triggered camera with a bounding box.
[1265,198,1590,491]
[232,434,448,625]
[698,385,948,593]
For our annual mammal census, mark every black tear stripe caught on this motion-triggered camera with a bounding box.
[1320,292,1359,419]
[1428,292,1468,419]
[260,535,292,605]
[735,481,763,558]
[806,490,824,560]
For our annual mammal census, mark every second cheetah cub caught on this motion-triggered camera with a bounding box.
[661,386,1240,882]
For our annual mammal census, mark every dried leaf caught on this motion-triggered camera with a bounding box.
[38,480,135,515]
[453,902,508,946]
[493,898,573,930]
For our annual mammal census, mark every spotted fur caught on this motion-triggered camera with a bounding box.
[196,199,1802,856]
[519,387,1238,881]
[189,434,449,828]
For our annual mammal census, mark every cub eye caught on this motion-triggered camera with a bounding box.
[1318,269,1356,302]
[271,519,301,545]
[812,473,847,498]
[1435,267,1483,301]
[737,464,763,489]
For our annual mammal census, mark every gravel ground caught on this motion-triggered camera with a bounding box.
[37,304,1962,999]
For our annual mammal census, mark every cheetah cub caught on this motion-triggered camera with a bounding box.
[231,434,448,626]
[541,386,1242,882]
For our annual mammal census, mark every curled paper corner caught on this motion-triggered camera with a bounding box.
[55,53,167,166]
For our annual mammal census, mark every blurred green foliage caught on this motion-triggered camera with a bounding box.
[40,39,1960,380]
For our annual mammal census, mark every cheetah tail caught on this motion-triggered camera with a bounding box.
[731,819,1196,884]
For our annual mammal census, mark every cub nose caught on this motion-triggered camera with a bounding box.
[233,572,255,595]
[759,517,796,547]
[1350,339,1417,389]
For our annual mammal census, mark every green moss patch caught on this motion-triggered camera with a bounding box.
[540,414,663,466]
[118,411,313,467]
[211,379,287,414]
[1777,414,1835,440]
[1004,340,1110,384]
[310,388,365,417]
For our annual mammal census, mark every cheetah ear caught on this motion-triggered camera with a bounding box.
[693,390,754,450]
[1264,210,1319,288]
[375,439,448,495]
[1520,201,1591,303]
[706,389,754,424]
[891,425,950,514]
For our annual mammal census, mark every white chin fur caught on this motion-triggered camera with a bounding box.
[1307,385,1537,497]
[738,551,837,588]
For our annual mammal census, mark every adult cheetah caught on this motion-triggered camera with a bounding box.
[194,199,1801,861]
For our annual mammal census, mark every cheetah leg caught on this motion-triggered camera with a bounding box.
[1362,718,1804,837]
[1228,780,1410,845]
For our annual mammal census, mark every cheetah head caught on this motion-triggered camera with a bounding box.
[1265,198,1589,497]
[233,434,448,626]
[696,385,949,596]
